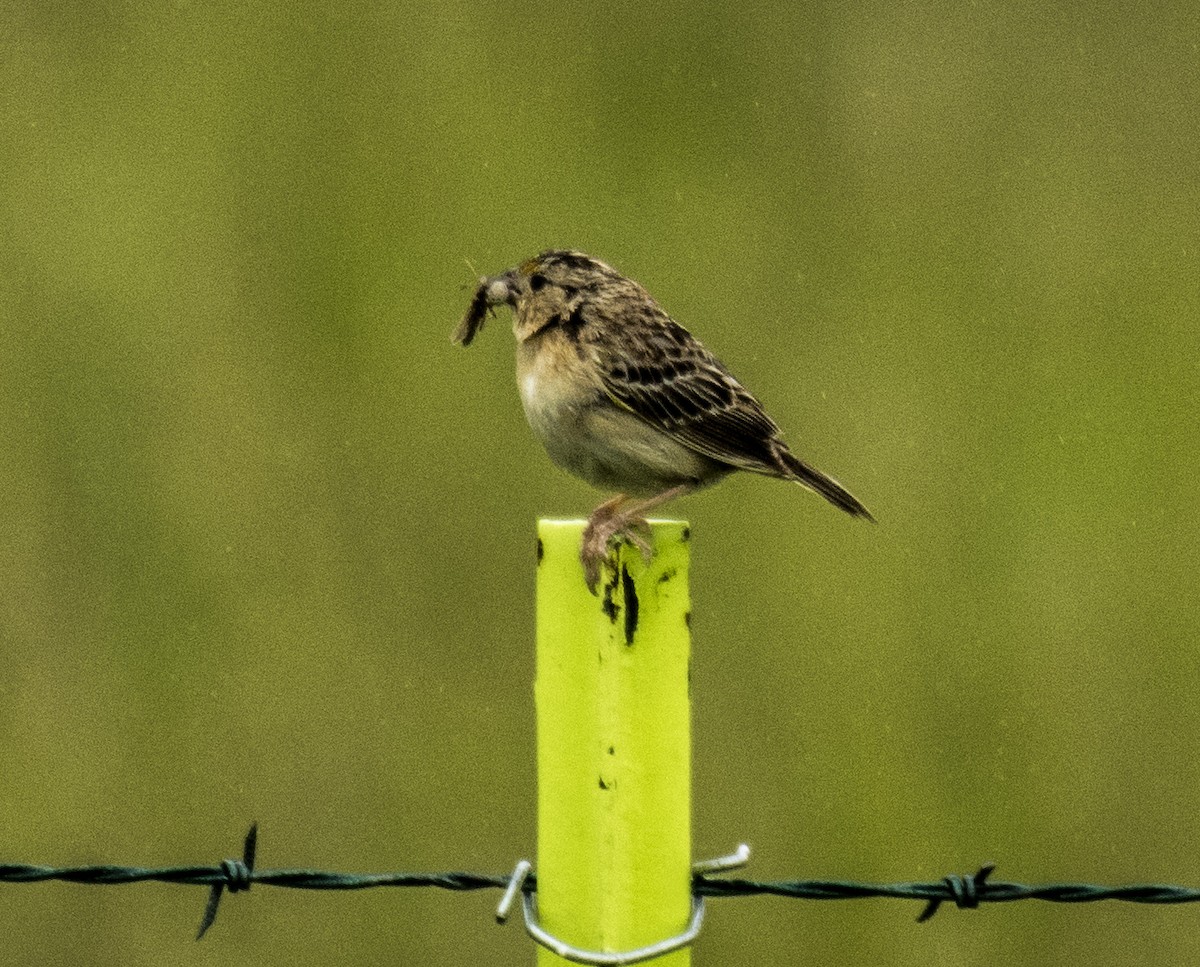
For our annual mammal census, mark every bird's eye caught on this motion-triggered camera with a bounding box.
[529,273,548,292]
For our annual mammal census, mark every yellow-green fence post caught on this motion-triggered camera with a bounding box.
[534,519,692,965]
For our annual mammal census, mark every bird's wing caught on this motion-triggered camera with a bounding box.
[591,315,786,476]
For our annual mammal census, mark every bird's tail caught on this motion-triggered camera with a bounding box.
[772,440,875,522]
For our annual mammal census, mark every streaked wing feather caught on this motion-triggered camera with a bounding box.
[595,317,784,474]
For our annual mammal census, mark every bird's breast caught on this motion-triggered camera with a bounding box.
[516,334,595,431]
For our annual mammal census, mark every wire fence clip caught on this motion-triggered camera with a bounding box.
[496,845,750,966]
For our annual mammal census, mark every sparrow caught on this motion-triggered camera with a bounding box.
[454,249,872,591]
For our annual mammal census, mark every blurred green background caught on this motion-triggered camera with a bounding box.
[2,0,1198,963]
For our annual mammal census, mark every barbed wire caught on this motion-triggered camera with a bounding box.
[3,825,1199,943]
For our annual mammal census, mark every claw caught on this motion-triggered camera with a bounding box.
[581,522,616,594]
[622,518,654,562]
[581,547,611,594]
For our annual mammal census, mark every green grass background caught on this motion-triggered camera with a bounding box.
[2,1,1198,963]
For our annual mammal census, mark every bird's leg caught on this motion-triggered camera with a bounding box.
[580,484,693,592]
[581,494,629,592]
[615,484,692,561]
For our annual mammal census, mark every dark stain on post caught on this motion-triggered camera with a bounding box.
[602,578,619,622]
[622,564,639,646]
[658,567,676,584]
[681,526,691,542]
[599,776,610,790]
[684,611,691,630]
[607,745,615,756]
[536,537,544,564]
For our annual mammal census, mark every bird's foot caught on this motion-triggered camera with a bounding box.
[581,506,654,594]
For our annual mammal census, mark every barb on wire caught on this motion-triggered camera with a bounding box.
[915,864,994,922]
[196,823,258,940]
[4,828,1200,941]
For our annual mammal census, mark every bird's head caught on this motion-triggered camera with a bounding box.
[453,250,621,346]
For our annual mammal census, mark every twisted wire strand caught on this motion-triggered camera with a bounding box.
[5,825,1200,939]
